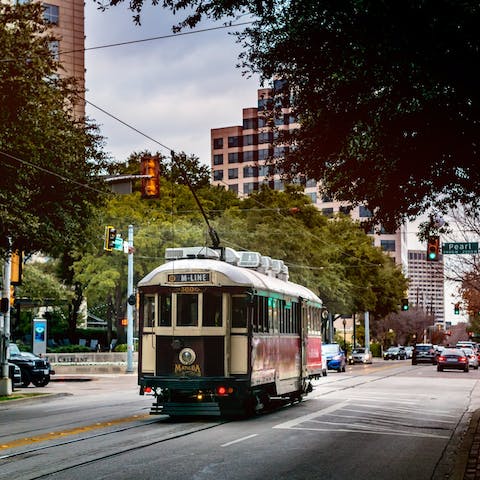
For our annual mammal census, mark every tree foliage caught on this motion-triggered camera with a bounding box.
[0,2,108,258]
[99,0,480,230]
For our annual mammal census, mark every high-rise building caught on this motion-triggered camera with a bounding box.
[407,250,445,325]
[210,85,407,266]
[36,1,85,118]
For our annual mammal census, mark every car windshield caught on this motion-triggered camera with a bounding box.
[463,348,474,355]
[353,349,365,354]
[443,349,463,356]
[323,344,340,354]
[415,345,432,351]
[387,347,398,352]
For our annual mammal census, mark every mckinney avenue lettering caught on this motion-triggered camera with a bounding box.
[168,273,210,283]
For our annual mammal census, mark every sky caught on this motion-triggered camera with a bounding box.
[84,1,260,166]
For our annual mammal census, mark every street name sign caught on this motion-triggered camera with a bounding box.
[442,242,479,254]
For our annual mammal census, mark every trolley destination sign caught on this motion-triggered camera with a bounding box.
[167,273,211,283]
[442,242,479,255]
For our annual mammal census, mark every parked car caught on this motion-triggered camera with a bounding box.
[322,343,346,372]
[462,348,479,370]
[412,343,437,365]
[8,362,22,388]
[383,346,407,360]
[348,348,373,365]
[8,343,55,387]
[457,341,478,352]
[437,348,469,372]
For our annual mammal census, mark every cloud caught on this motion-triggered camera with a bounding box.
[85,1,260,164]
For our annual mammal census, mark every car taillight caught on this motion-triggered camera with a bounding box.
[459,356,467,362]
[144,387,152,393]
[438,356,445,361]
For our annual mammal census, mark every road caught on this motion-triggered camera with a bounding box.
[1,360,479,480]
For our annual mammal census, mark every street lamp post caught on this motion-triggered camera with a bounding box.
[343,318,347,352]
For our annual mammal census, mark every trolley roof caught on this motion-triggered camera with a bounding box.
[138,259,322,305]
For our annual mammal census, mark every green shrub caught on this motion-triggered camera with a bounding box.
[369,342,382,358]
[114,343,127,352]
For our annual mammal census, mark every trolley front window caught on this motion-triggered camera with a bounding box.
[232,295,248,328]
[177,293,198,326]
[159,293,172,327]
[203,291,223,327]
[144,295,155,327]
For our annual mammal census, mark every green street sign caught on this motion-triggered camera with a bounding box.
[442,242,479,255]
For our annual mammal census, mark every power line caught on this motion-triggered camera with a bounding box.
[60,21,253,55]
[0,150,108,195]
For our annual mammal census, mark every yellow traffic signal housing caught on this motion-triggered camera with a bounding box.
[10,250,22,285]
[104,226,116,251]
[427,235,440,261]
[140,155,160,198]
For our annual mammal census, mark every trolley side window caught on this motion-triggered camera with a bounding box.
[158,293,172,327]
[176,293,198,326]
[232,295,248,328]
[203,291,223,327]
[144,295,155,327]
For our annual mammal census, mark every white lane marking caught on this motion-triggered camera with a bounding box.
[273,401,349,429]
[221,434,258,447]
[328,411,455,425]
[283,426,449,439]
[342,406,457,422]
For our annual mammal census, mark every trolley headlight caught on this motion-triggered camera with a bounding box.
[179,348,196,366]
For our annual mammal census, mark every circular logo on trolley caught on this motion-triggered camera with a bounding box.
[179,348,196,366]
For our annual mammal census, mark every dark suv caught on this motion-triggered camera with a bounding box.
[412,343,437,365]
[8,343,55,387]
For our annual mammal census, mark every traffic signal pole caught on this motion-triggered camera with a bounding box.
[0,245,12,395]
[126,225,134,373]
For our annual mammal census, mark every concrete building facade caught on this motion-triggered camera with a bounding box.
[210,85,407,267]
[407,250,445,325]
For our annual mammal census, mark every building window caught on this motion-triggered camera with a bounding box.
[48,40,59,61]
[258,117,268,127]
[243,166,258,178]
[258,165,271,177]
[359,205,373,217]
[307,192,317,203]
[339,205,353,215]
[381,240,396,252]
[258,97,273,111]
[213,170,224,181]
[243,134,256,146]
[213,138,223,149]
[243,118,257,130]
[43,4,59,25]
[243,150,257,162]
[274,146,287,157]
[244,182,259,195]
[228,136,241,148]
[258,148,271,160]
[228,152,241,164]
[213,154,223,165]
[258,132,273,144]
[322,207,334,217]
[229,184,238,194]
[306,179,317,188]
[273,179,284,190]
[228,168,238,179]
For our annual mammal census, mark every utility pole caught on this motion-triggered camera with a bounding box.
[126,225,134,373]
[364,311,370,353]
[0,245,12,395]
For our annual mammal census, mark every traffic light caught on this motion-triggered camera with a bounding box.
[454,303,460,315]
[401,298,409,311]
[104,226,116,251]
[427,235,440,261]
[10,250,22,285]
[141,155,160,198]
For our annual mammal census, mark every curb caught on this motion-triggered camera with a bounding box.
[462,409,480,480]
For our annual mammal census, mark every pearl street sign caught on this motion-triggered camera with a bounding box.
[442,242,479,255]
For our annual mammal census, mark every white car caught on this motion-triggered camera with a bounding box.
[462,348,479,369]
[348,348,373,364]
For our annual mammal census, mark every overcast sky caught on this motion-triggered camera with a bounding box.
[84,1,260,166]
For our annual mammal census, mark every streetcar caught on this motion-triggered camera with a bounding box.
[137,246,324,417]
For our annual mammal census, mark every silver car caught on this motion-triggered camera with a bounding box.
[462,348,479,369]
[348,348,373,364]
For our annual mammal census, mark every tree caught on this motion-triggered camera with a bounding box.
[99,0,480,230]
[0,2,108,258]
